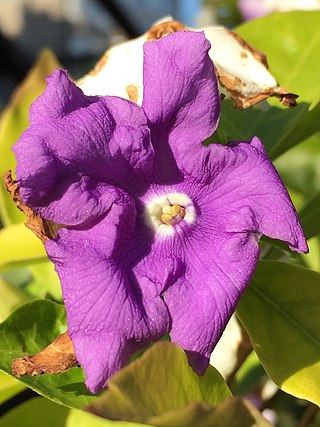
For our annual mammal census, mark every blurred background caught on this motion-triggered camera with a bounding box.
[1,0,320,107]
[0,0,238,108]
[0,0,314,109]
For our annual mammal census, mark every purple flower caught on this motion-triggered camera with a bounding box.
[13,31,308,393]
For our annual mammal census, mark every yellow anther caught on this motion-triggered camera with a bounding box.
[160,203,186,225]
[161,213,174,224]
[171,203,182,216]
[161,205,172,214]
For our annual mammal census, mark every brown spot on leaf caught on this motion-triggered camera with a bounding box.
[147,20,186,41]
[89,53,109,77]
[216,67,298,109]
[3,170,60,242]
[229,30,269,68]
[12,332,78,378]
[126,85,139,103]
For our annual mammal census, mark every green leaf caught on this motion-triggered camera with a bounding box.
[0,223,46,270]
[0,371,26,404]
[274,134,320,200]
[89,341,231,425]
[0,299,96,408]
[146,397,272,427]
[219,99,320,159]
[87,395,271,427]
[217,12,320,159]
[69,398,272,427]
[67,410,149,427]
[0,49,60,225]
[237,261,320,405]
[0,396,69,427]
[234,351,266,396]
[299,191,320,240]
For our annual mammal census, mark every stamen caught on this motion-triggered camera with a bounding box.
[161,213,174,224]
[160,203,186,225]
[162,205,173,214]
[144,192,196,235]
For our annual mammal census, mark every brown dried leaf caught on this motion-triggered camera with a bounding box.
[202,26,298,109]
[216,67,298,109]
[147,20,186,40]
[12,332,78,378]
[3,170,59,242]
[78,17,298,110]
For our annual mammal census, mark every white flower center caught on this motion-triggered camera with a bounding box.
[145,192,196,236]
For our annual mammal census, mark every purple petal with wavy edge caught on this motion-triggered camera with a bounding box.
[29,69,92,122]
[46,196,169,392]
[134,133,307,375]
[195,136,308,253]
[142,31,221,182]
[12,30,309,394]
[163,227,260,374]
[13,70,153,220]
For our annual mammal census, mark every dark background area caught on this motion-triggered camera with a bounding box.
[0,0,244,108]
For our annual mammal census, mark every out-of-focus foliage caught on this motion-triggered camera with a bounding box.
[0,49,60,225]
[0,49,62,302]
[0,396,69,427]
[0,371,25,405]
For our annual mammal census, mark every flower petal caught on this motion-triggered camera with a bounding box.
[163,228,260,374]
[34,176,122,226]
[13,69,153,219]
[29,69,93,121]
[190,137,308,253]
[142,31,220,181]
[46,198,169,392]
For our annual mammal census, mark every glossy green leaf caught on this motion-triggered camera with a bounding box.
[219,99,320,159]
[0,223,46,270]
[237,261,320,405]
[89,341,231,424]
[0,396,69,427]
[217,12,320,159]
[0,49,60,225]
[0,371,26,404]
[0,299,95,408]
[67,410,149,427]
